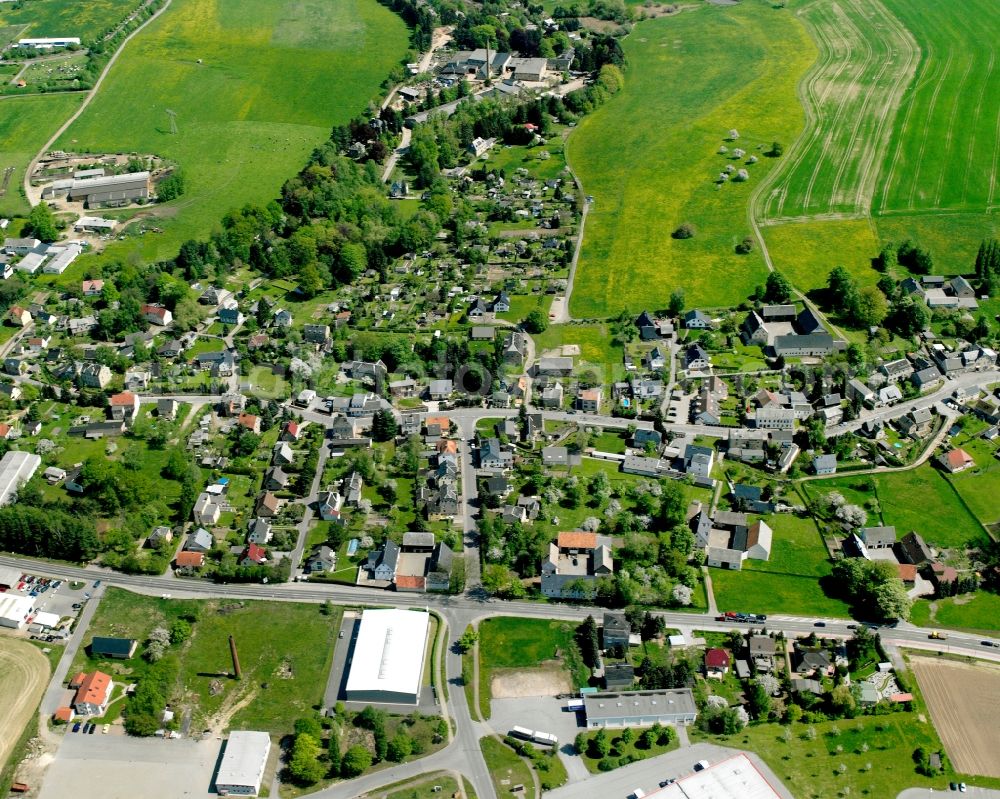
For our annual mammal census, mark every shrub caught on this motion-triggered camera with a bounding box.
[672,223,695,239]
[735,236,754,255]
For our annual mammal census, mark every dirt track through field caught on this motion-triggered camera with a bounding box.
[0,638,49,768]
[911,656,1000,778]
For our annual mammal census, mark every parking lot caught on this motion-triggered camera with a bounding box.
[1,570,92,638]
[39,730,223,799]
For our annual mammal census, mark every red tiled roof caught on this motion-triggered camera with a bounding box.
[238,413,259,429]
[109,391,137,405]
[242,544,266,563]
[436,439,458,454]
[54,706,73,722]
[705,648,731,668]
[0,424,11,438]
[944,448,974,470]
[175,551,204,568]
[425,416,450,430]
[284,421,299,436]
[897,564,917,582]
[395,575,426,590]
[890,693,914,703]
[73,671,111,708]
[557,531,597,550]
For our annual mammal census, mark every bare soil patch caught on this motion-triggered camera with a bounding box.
[490,666,571,699]
[0,638,49,767]
[911,656,1000,777]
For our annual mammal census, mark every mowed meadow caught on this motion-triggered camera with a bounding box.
[567,2,815,315]
[57,0,408,263]
[0,94,85,216]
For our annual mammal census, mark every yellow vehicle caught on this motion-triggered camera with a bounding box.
[929,631,947,640]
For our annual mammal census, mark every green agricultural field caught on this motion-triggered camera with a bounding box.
[0,0,141,44]
[568,3,815,314]
[57,0,407,263]
[0,93,85,216]
[761,0,918,220]
[943,439,1000,528]
[761,218,881,293]
[875,0,1000,214]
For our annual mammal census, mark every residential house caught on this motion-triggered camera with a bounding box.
[705,648,731,678]
[577,387,602,413]
[79,362,111,389]
[256,492,280,517]
[479,438,512,471]
[502,331,528,364]
[912,366,944,392]
[316,491,344,523]
[344,471,364,506]
[218,300,243,326]
[239,543,267,565]
[247,518,272,545]
[846,378,876,407]
[813,454,837,475]
[604,664,636,690]
[860,526,896,550]
[939,448,975,474]
[263,466,290,491]
[603,611,631,649]
[184,527,214,553]
[684,444,715,480]
[682,344,710,372]
[107,391,140,423]
[542,446,569,467]
[539,381,564,408]
[880,358,914,384]
[141,304,172,326]
[692,388,720,425]
[71,671,113,717]
[237,413,261,434]
[537,356,574,375]
[897,531,932,565]
[749,635,776,673]
[272,308,292,327]
[7,306,29,327]
[302,324,330,345]
[428,379,454,401]
[684,310,712,329]
[305,545,336,574]
[368,539,400,582]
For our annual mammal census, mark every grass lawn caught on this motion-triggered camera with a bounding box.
[875,0,1000,215]
[692,711,962,799]
[567,3,815,314]
[56,0,408,264]
[532,323,620,383]
[480,736,535,799]
[711,569,849,618]
[942,437,1000,527]
[495,293,547,324]
[804,466,984,550]
[485,134,569,183]
[762,218,881,293]
[382,773,460,799]
[875,212,999,275]
[72,588,342,736]
[910,592,1000,633]
[478,617,588,719]
[0,93,85,216]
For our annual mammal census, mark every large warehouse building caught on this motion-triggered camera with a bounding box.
[583,689,698,728]
[215,730,271,796]
[345,608,429,705]
[0,594,34,628]
[645,754,785,799]
[66,172,151,208]
[0,450,41,506]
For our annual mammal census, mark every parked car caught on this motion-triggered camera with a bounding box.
[72,722,81,733]
[88,724,96,734]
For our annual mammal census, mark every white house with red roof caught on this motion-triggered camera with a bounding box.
[70,670,114,716]
[82,279,104,296]
[108,391,140,423]
[240,543,267,565]
[281,420,300,441]
[141,303,172,326]
[705,647,731,678]
[939,447,975,473]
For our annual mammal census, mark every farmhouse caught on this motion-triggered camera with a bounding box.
[344,608,430,705]
[70,670,114,716]
[583,688,698,728]
[939,448,975,473]
[216,730,271,797]
[541,531,614,598]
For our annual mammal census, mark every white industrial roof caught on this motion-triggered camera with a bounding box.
[33,611,60,628]
[0,594,33,626]
[0,565,22,587]
[346,608,430,698]
[648,754,784,799]
[216,731,270,789]
[0,450,41,506]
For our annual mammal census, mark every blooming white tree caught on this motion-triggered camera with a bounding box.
[672,583,693,606]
